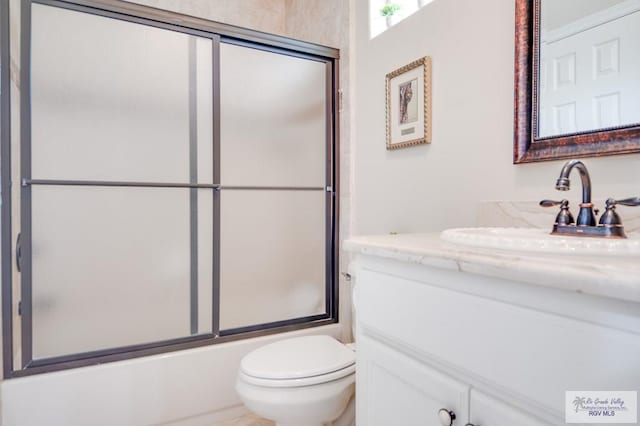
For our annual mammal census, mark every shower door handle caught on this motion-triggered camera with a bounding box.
[16,232,22,272]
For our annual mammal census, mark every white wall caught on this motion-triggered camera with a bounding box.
[352,0,640,236]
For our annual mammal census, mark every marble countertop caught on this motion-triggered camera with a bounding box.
[344,233,640,304]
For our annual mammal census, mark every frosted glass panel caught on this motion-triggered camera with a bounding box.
[220,190,326,329]
[195,38,214,184]
[31,186,213,358]
[30,4,213,183]
[197,190,214,333]
[220,43,327,186]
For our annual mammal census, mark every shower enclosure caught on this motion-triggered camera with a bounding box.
[1,0,339,377]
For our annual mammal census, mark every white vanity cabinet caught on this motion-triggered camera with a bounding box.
[357,332,550,426]
[357,334,470,426]
[348,235,640,426]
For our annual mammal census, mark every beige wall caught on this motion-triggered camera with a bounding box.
[352,0,640,236]
[127,0,348,48]
[129,0,287,34]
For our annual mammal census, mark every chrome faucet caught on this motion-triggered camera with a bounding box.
[540,159,640,238]
[554,159,596,226]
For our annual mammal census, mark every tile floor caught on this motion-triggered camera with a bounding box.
[214,414,274,426]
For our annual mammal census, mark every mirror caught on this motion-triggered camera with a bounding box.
[538,0,640,137]
[514,0,640,163]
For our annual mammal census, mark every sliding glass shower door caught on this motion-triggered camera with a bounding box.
[27,3,216,360]
[6,0,337,374]
[218,43,329,332]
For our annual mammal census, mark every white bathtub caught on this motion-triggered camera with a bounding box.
[1,324,342,426]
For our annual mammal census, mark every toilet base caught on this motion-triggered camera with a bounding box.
[236,374,355,426]
[330,393,355,426]
[274,393,355,426]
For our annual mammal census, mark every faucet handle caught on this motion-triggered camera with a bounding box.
[607,197,640,207]
[600,197,640,227]
[540,199,574,225]
[540,199,569,208]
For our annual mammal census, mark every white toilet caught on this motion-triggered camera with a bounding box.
[235,334,356,426]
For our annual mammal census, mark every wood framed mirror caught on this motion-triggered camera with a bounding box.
[514,0,640,163]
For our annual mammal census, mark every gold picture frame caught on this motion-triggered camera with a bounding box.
[385,56,432,150]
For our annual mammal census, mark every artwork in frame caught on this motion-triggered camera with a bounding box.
[385,56,432,150]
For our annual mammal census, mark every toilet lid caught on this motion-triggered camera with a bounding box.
[241,335,355,380]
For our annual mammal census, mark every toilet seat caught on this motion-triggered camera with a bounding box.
[239,363,355,388]
[239,335,356,388]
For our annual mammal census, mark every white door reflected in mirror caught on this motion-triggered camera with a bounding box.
[537,0,640,138]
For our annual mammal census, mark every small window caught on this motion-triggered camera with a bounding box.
[370,0,434,38]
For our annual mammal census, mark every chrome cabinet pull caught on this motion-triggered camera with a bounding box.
[438,408,456,426]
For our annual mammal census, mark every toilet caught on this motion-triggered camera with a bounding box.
[236,269,359,426]
[235,334,356,426]
[237,270,358,425]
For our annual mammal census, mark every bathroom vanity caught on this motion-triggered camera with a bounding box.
[346,233,640,426]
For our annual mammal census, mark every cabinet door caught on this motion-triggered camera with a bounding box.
[357,335,469,426]
[469,389,557,426]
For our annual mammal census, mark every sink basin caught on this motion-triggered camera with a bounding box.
[440,227,640,257]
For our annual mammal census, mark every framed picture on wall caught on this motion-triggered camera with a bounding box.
[385,56,432,150]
